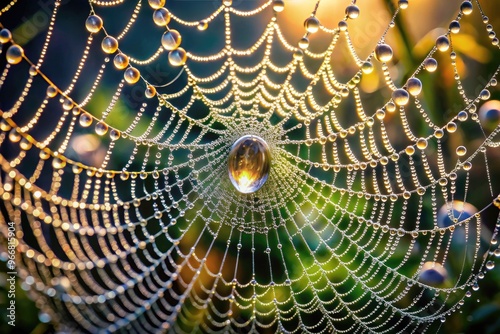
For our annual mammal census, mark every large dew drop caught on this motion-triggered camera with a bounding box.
[374,43,393,63]
[406,78,422,96]
[161,30,182,51]
[304,17,320,34]
[424,58,438,72]
[6,44,24,64]
[168,48,187,66]
[148,0,165,9]
[436,35,450,52]
[345,5,360,19]
[85,15,103,33]
[101,36,119,54]
[228,135,271,194]
[153,8,170,26]
[273,0,284,12]
[392,88,409,106]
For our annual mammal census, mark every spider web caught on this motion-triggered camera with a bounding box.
[0,0,500,333]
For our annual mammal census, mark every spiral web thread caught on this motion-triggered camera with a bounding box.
[1,0,500,333]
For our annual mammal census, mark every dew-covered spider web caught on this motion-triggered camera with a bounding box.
[1,0,500,333]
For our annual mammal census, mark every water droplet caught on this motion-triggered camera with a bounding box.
[450,20,460,34]
[405,146,415,156]
[223,0,232,6]
[460,1,473,15]
[434,129,444,139]
[304,17,320,33]
[457,110,468,122]
[85,15,103,33]
[338,20,348,31]
[0,120,11,132]
[398,0,409,9]
[153,8,170,26]
[479,89,491,100]
[374,43,393,62]
[124,67,141,84]
[72,165,83,174]
[0,28,12,43]
[386,102,396,113]
[472,282,479,291]
[79,113,93,127]
[486,261,495,270]
[417,187,426,195]
[228,135,271,194]
[148,0,165,9]
[273,0,284,12]
[436,35,450,52]
[361,61,373,74]
[197,20,208,31]
[446,121,457,133]
[298,37,309,50]
[39,151,50,160]
[293,49,303,60]
[345,5,360,19]
[406,78,422,96]
[424,58,438,72]
[456,146,467,156]
[145,85,156,98]
[62,99,73,110]
[376,109,385,120]
[46,85,57,98]
[52,157,66,169]
[101,36,119,54]
[29,65,38,76]
[161,30,182,51]
[6,44,24,65]
[9,129,21,143]
[169,48,187,66]
[417,138,428,150]
[494,248,500,257]
[110,129,121,141]
[392,88,409,106]
[19,137,32,150]
[95,122,108,136]
[113,53,129,69]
